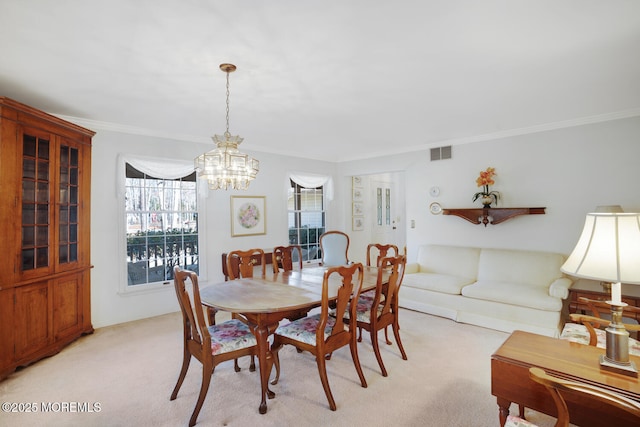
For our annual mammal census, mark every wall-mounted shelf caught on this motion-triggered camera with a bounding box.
[442,207,546,227]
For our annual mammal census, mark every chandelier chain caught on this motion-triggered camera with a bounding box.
[225,70,231,138]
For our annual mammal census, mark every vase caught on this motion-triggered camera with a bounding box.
[481,195,493,208]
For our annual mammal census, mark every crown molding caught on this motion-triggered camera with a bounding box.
[54,107,640,163]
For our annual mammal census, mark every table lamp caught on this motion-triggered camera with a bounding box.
[561,212,640,376]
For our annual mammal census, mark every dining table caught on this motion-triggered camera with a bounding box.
[199,265,385,414]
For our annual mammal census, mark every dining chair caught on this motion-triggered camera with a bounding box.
[365,243,399,267]
[319,230,350,266]
[560,297,640,353]
[273,245,303,273]
[504,367,640,427]
[270,263,368,411]
[347,254,407,376]
[170,267,258,427]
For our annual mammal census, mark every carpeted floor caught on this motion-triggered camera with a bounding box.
[0,308,560,426]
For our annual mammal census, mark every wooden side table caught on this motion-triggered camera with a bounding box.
[568,279,640,322]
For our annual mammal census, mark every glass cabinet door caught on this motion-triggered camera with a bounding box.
[21,132,51,272]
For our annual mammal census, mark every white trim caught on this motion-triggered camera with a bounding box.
[55,108,640,162]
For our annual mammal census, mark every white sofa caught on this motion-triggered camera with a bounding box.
[398,244,573,337]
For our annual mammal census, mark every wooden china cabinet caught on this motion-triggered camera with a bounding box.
[0,97,94,380]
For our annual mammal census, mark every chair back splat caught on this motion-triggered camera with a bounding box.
[366,243,399,267]
[227,248,266,280]
[319,230,350,266]
[273,245,303,273]
[270,263,367,411]
[170,267,257,427]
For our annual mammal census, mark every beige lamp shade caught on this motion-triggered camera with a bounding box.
[561,213,640,285]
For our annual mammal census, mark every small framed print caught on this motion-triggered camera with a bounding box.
[352,202,364,216]
[352,176,363,188]
[352,187,363,201]
[231,196,266,237]
[352,216,364,231]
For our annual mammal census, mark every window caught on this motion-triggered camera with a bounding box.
[125,163,198,286]
[288,179,325,262]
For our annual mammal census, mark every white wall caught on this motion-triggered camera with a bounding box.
[91,115,640,327]
[339,116,640,263]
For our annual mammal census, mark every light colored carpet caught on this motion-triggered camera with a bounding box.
[0,309,560,426]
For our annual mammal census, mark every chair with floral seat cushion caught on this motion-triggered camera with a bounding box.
[270,263,367,411]
[170,267,258,427]
[319,230,350,266]
[272,245,303,273]
[346,254,407,376]
[560,297,640,355]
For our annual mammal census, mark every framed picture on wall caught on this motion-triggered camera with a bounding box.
[231,196,266,237]
[352,216,364,231]
[352,187,363,201]
[352,202,364,216]
[352,176,363,188]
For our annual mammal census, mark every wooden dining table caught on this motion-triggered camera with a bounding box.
[199,265,384,414]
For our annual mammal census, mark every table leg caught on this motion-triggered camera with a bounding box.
[497,397,511,427]
[254,324,272,414]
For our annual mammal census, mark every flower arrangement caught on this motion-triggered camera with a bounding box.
[472,167,500,207]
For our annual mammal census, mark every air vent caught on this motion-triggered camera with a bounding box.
[430,146,452,161]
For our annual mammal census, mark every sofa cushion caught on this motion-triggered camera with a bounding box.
[402,272,475,295]
[477,249,566,288]
[461,280,563,311]
[416,245,480,279]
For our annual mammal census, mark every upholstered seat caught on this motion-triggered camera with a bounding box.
[560,321,640,355]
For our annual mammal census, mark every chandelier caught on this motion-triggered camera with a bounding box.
[195,63,259,190]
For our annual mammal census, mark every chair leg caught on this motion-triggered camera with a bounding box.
[270,342,282,385]
[384,325,392,345]
[370,329,388,377]
[170,349,191,400]
[233,358,241,372]
[189,366,213,427]
[349,337,368,389]
[357,326,363,342]
[316,353,337,411]
[392,321,408,361]
[250,355,256,372]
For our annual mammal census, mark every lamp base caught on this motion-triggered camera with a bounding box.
[600,354,638,377]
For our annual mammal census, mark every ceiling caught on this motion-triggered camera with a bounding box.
[2,1,640,162]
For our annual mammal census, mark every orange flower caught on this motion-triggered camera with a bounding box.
[472,167,500,206]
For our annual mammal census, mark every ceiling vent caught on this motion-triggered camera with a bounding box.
[430,146,452,161]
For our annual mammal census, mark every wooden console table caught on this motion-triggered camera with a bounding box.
[491,330,640,426]
[443,207,545,227]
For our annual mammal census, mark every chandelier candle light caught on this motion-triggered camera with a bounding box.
[195,63,259,190]
[472,167,500,208]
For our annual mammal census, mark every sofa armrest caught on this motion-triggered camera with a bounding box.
[405,262,420,274]
[549,277,573,299]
